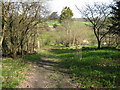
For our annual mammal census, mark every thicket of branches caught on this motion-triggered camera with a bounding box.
[55,20,94,47]
[1,1,48,58]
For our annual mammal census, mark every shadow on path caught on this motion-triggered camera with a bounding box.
[18,49,78,88]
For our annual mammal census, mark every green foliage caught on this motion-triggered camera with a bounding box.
[59,6,73,23]
[110,1,120,35]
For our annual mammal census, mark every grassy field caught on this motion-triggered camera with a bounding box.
[49,48,120,88]
[46,20,61,26]
[74,21,92,26]
[46,20,92,26]
[2,45,120,88]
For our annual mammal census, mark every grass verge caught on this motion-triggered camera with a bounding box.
[2,54,41,88]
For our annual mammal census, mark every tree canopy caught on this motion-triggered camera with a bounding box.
[76,3,110,49]
[59,6,73,23]
[110,1,120,36]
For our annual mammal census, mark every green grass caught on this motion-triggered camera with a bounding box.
[46,20,61,26]
[46,20,92,26]
[2,54,41,88]
[2,45,120,88]
[48,48,120,88]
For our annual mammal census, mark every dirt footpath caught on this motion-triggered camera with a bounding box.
[18,57,80,88]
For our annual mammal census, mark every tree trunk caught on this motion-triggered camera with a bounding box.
[97,40,101,49]
[21,45,24,56]
[0,36,4,47]
[37,41,40,49]
[93,27,101,49]
[72,35,76,46]
[12,48,17,58]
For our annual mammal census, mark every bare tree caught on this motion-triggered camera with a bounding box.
[76,2,111,48]
[2,1,49,58]
[55,20,93,47]
[1,2,11,46]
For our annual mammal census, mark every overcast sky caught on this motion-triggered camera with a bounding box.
[47,0,113,18]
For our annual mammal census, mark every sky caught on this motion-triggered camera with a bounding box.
[47,0,113,18]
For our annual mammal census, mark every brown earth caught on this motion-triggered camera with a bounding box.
[17,57,81,88]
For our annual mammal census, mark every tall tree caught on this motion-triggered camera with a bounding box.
[1,2,10,46]
[110,1,120,36]
[76,3,111,49]
[59,6,73,23]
